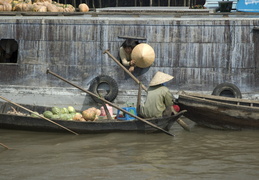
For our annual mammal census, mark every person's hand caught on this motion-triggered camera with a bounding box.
[129,66,135,73]
[130,60,136,66]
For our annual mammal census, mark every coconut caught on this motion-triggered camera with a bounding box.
[78,3,89,12]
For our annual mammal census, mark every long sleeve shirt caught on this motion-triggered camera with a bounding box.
[119,47,131,66]
[140,85,173,118]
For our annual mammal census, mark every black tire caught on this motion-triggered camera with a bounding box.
[88,75,118,103]
[212,83,242,98]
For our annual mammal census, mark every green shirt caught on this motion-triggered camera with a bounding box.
[140,85,173,118]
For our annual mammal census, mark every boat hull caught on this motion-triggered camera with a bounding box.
[0,102,185,134]
[177,92,259,130]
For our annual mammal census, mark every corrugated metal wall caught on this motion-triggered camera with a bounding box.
[0,16,258,94]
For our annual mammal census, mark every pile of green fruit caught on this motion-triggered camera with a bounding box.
[39,106,81,121]
[31,106,102,122]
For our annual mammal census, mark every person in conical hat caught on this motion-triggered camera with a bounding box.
[148,71,174,87]
[119,39,139,73]
[140,71,176,118]
[131,43,155,68]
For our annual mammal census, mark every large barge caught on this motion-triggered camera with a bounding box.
[1,7,259,110]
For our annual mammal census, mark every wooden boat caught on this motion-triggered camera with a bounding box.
[0,101,186,134]
[177,91,259,130]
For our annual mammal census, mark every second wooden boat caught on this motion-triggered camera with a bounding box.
[177,91,259,130]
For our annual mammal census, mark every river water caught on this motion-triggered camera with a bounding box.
[0,119,259,180]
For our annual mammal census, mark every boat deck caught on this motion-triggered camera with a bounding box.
[1,7,259,19]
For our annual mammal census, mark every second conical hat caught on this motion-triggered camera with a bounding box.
[149,71,174,86]
[131,43,155,68]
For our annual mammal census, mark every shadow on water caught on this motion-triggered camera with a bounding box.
[0,121,259,180]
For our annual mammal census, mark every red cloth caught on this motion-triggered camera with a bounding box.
[173,105,180,112]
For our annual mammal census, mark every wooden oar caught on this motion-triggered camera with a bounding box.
[98,90,113,120]
[136,82,142,114]
[0,95,79,135]
[103,49,148,92]
[101,102,113,121]
[171,108,190,131]
[0,142,11,149]
[103,49,191,132]
[46,69,175,137]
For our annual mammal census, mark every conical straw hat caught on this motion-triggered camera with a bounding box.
[131,43,155,68]
[149,71,174,86]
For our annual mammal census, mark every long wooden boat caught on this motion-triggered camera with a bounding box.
[0,101,186,134]
[177,91,259,130]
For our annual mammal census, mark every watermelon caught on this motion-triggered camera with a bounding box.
[43,111,53,119]
[51,107,60,114]
[68,106,76,113]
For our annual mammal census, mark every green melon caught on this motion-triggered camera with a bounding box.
[43,111,53,119]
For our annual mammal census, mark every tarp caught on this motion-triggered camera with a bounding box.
[236,0,259,12]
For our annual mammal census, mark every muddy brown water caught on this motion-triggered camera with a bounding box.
[0,119,259,180]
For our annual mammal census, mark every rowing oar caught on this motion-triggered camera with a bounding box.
[46,69,175,137]
[103,49,148,92]
[0,96,79,135]
[103,49,191,132]
[0,142,11,149]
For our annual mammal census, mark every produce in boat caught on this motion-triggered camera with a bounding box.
[30,111,40,118]
[72,113,86,122]
[51,106,60,114]
[67,106,75,113]
[59,113,70,120]
[52,114,60,120]
[0,0,81,12]
[82,108,96,121]
[39,106,101,121]
[78,3,89,12]
[96,109,101,116]
[82,107,100,121]
[0,2,12,11]
[60,107,69,114]
[43,111,53,119]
